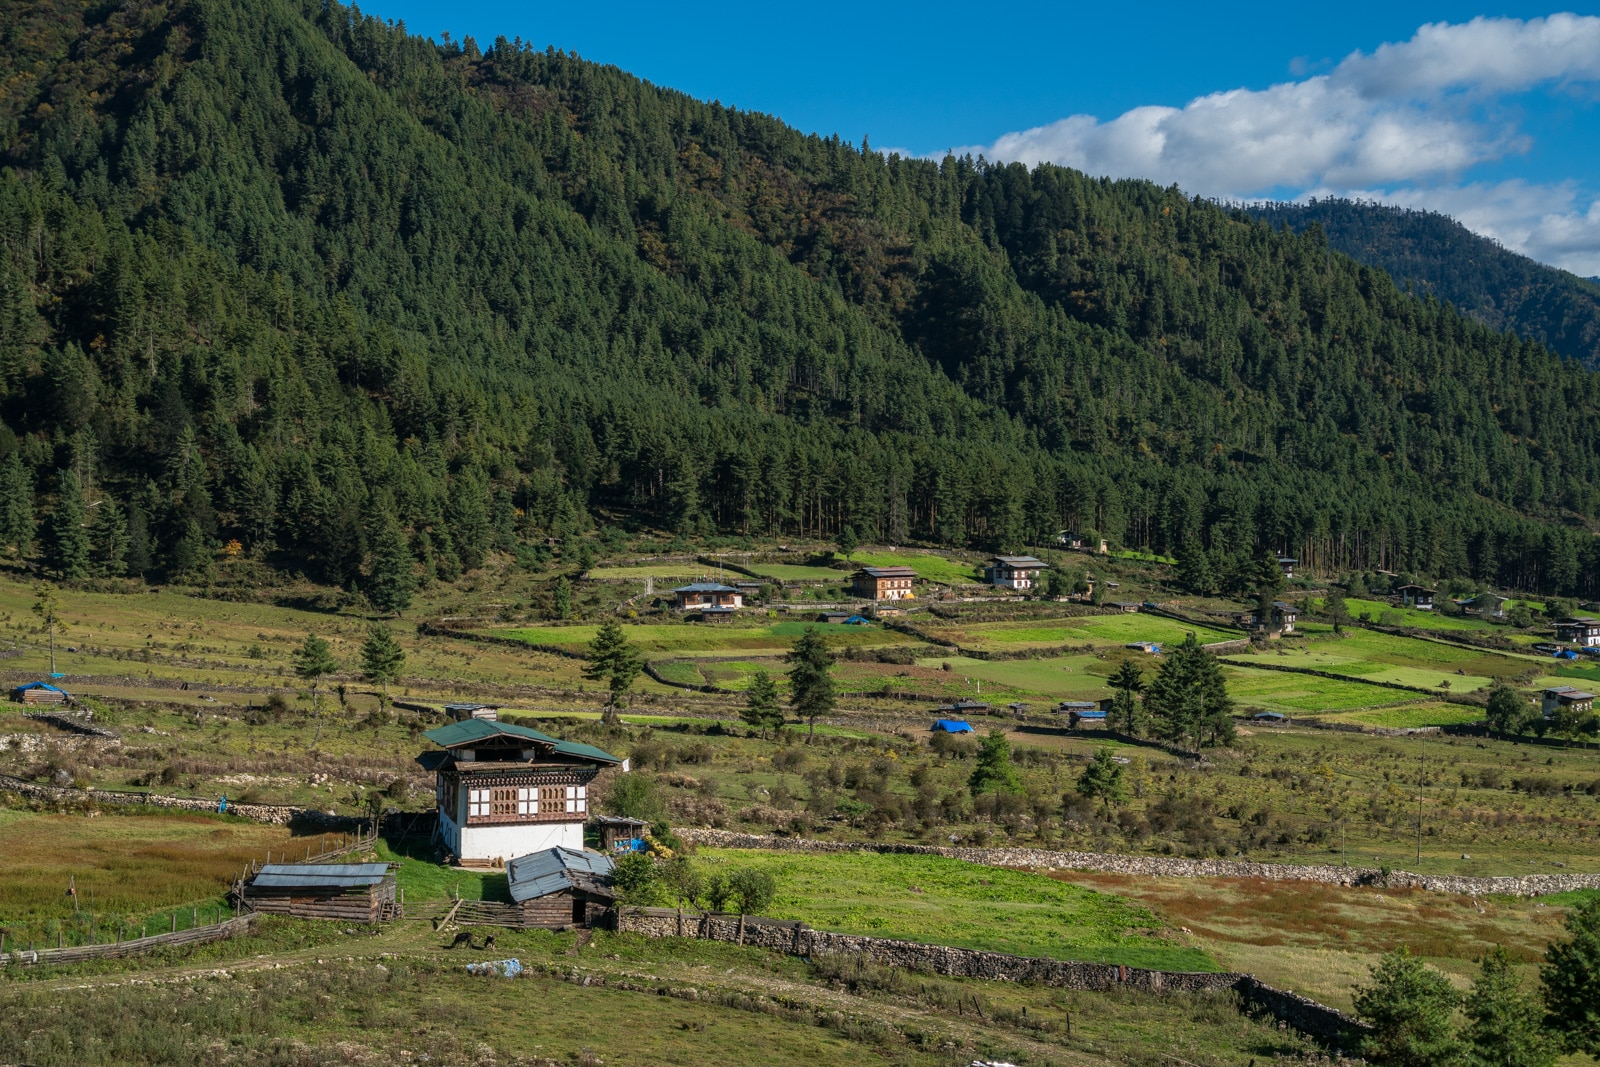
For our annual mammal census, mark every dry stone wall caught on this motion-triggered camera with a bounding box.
[680,828,1600,897]
[613,907,1362,1045]
[0,773,362,829]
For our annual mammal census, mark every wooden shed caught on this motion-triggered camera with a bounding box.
[594,815,650,854]
[507,847,616,929]
[10,682,68,705]
[242,863,397,922]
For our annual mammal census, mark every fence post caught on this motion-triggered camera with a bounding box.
[171,913,176,933]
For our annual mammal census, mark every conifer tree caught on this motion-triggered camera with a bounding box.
[1144,633,1234,750]
[786,627,836,743]
[1107,659,1146,735]
[836,525,858,562]
[92,496,129,577]
[45,469,90,580]
[1353,947,1464,1067]
[741,669,783,739]
[359,624,406,698]
[1464,946,1556,1067]
[551,576,572,620]
[1075,748,1126,814]
[1324,586,1350,634]
[1542,896,1600,1054]
[294,634,338,716]
[969,728,1023,796]
[0,452,33,557]
[366,521,415,615]
[1177,540,1215,595]
[584,620,642,715]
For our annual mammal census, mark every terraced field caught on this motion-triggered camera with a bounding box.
[848,551,981,586]
[496,620,915,656]
[925,613,1235,651]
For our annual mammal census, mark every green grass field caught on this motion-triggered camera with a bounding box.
[1337,597,1499,632]
[848,551,980,586]
[696,849,1216,970]
[1222,664,1430,713]
[910,654,1114,699]
[497,619,909,656]
[584,563,705,580]
[928,612,1234,651]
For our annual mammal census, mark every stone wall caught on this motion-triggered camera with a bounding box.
[0,773,363,830]
[612,907,1362,1046]
[679,828,1600,897]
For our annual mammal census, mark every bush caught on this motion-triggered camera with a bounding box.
[606,773,666,822]
[612,852,661,905]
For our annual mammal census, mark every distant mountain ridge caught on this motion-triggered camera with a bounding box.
[1247,199,1600,371]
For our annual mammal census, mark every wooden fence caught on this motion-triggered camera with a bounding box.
[0,914,257,969]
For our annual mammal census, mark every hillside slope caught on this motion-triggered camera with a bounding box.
[0,0,1597,597]
[1248,199,1600,371]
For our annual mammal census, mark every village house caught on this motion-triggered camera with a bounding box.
[850,565,917,601]
[420,719,623,865]
[1554,617,1600,648]
[671,582,742,613]
[986,555,1048,590]
[1276,556,1298,579]
[1542,686,1596,718]
[1396,584,1436,611]
[506,847,617,929]
[1239,601,1299,635]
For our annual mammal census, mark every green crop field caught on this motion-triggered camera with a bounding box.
[695,849,1215,971]
[910,653,1115,699]
[928,613,1234,650]
[496,619,910,656]
[848,551,980,586]
[1336,597,1497,632]
[1221,664,1428,713]
[1237,629,1529,696]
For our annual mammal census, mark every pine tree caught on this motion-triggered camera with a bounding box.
[1176,540,1214,595]
[741,669,783,739]
[359,624,406,697]
[1324,586,1350,634]
[366,521,415,615]
[552,576,572,620]
[92,496,129,577]
[969,728,1023,796]
[1108,659,1146,735]
[1075,748,1126,814]
[1143,633,1234,750]
[45,469,90,580]
[836,525,859,562]
[0,452,34,557]
[294,634,338,716]
[786,626,836,743]
[1353,947,1465,1067]
[1464,946,1556,1067]
[584,620,642,715]
[168,520,213,584]
[1542,896,1600,1054]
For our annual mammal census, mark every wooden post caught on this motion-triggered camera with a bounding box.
[58,930,63,949]
[171,913,177,934]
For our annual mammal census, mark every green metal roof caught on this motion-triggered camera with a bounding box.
[422,719,558,748]
[553,739,623,764]
[422,718,621,764]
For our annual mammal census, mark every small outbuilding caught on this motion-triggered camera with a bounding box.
[1251,711,1289,725]
[507,846,616,929]
[242,862,398,922]
[444,702,500,721]
[10,682,68,705]
[1107,601,1141,613]
[931,719,974,733]
[594,815,650,854]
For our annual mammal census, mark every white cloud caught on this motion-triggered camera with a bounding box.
[950,15,1600,271]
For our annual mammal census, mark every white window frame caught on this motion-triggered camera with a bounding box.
[468,788,490,818]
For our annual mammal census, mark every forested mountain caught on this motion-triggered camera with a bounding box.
[1249,199,1600,371]
[1,0,1598,598]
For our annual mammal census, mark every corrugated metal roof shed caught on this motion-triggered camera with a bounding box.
[507,847,615,902]
[250,863,392,889]
[673,582,739,593]
[422,718,621,764]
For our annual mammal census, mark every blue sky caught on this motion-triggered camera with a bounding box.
[370,1,1600,273]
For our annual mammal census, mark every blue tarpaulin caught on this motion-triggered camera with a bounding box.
[932,719,974,733]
